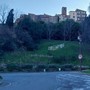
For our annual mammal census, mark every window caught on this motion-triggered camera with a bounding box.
[73,16,75,18]
[73,13,75,15]
[77,17,80,20]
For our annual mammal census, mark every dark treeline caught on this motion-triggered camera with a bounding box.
[0,9,90,53]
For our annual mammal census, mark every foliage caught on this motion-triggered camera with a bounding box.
[71,22,80,41]
[82,16,90,43]
[52,23,64,40]
[46,64,59,72]
[21,64,33,72]
[34,64,47,72]
[0,25,17,52]
[61,64,74,71]
[1,40,81,65]
[15,16,43,42]
[6,9,14,28]
[83,69,90,74]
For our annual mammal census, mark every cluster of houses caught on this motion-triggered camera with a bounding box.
[16,7,87,24]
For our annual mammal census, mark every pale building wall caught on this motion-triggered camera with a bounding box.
[69,11,77,21]
[58,14,67,22]
[49,16,58,23]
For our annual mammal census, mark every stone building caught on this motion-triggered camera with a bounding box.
[69,9,87,22]
[15,7,87,24]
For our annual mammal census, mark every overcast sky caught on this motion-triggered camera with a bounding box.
[0,0,90,15]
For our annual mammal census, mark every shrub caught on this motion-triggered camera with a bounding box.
[34,64,47,72]
[0,63,7,72]
[20,64,33,72]
[6,64,21,72]
[52,56,66,64]
[61,64,74,71]
[46,64,59,72]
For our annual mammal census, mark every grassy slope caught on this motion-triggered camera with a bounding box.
[1,40,90,65]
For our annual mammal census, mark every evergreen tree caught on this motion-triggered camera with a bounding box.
[6,9,14,28]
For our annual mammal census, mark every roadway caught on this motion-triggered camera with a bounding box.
[0,72,90,90]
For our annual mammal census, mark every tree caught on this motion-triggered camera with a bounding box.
[0,25,17,52]
[6,9,14,28]
[63,19,75,41]
[14,9,22,22]
[15,28,36,51]
[15,15,38,50]
[15,15,44,42]
[52,23,64,40]
[82,16,90,43]
[46,23,55,40]
[0,4,9,24]
[88,3,90,15]
[71,22,81,41]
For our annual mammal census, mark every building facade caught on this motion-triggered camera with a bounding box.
[62,7,67,15]
[69,9,87,22]
[28,13,58,23]
[16,7,87,24]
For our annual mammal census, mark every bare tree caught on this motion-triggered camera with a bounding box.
[14,9,22,22]
[0,4,9,24]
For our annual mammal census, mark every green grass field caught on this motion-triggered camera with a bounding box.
[83,70,90,74]
[1,40,90,65]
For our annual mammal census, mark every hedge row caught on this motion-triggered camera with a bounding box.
[0,64,89,72]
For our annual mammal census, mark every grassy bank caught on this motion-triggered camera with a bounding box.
[0,40,90,66]
[83,70,90,74]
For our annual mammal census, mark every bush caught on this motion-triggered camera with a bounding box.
[34,65,47,72]
[61,64,74,71]
[46,64,59,72]
[52,55,78,64]
[20,64,33,72]
[6,64,21,72]
[52,56,67,64]
[0,67,5,72]
[73,65,90,71]
[0,63,7,72]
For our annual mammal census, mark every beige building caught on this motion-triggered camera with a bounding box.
[28,13,38,22]
[69,9,87,22]
[49,15,58,23]
[69,11,77,21]
[28,13,58,23]
[16,7,87,24]
[58,14,68,22]
[58,7,68,22]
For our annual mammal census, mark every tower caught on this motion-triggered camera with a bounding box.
[62,7,67,15]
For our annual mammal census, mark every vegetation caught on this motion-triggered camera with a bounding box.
[83,70,90,74]
[0,5,90,72]
[6,9,14,28]
[0,40,89,66]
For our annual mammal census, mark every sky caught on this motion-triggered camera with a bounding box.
[0,0,90,15]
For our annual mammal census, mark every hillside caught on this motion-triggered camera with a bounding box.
[1,40,90,66]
